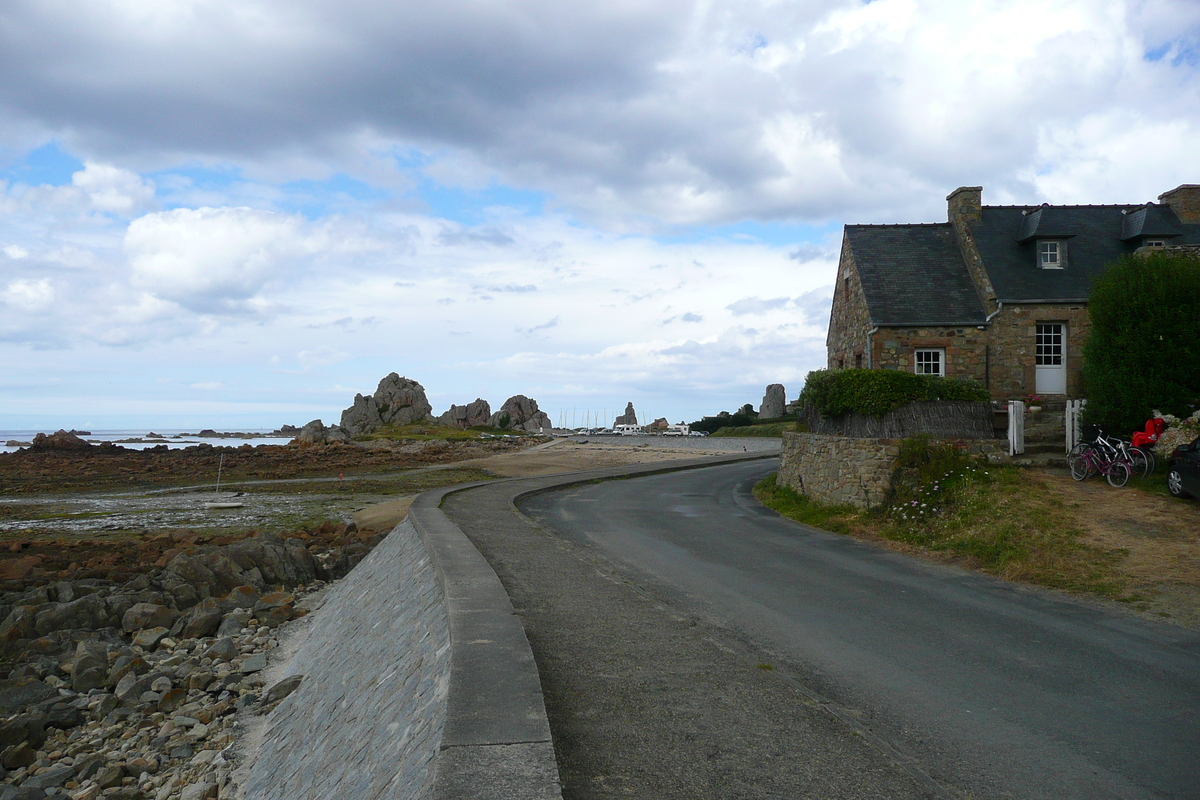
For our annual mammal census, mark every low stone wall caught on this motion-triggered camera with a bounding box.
[779,432,1007,509]
[241,518,450,800]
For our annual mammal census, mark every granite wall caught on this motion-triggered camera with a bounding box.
[779,432,1008,509]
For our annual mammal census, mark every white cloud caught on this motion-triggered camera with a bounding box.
[191,382,223,390]
[124,206,308,311]
[1,278,54,310]
[3,245,29,259]
[72,162,156,214]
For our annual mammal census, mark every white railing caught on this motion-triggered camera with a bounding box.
[1065,399,1087,453]
[1007,400,1025,456]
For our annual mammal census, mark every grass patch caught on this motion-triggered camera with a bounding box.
[753,473,859,534]
[711,420,799,438]
[755,438,1132,600]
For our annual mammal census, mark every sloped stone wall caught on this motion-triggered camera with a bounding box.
[241,518,449,800]
[779,432,1007,509]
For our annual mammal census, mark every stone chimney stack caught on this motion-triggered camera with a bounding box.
[947,186,983,224]
[1159,184,1200,224]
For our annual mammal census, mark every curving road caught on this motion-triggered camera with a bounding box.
[514,460,1200,800]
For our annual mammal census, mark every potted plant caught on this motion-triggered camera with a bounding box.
[1024,394,1043,413]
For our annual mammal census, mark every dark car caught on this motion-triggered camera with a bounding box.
[1167,435,1200,499]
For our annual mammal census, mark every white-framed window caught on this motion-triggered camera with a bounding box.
[1035,323,1064,366]
[1144,239,1165,248]
[914,348,945,377]
[1039,240,1064,269]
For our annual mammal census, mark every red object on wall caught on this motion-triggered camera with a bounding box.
[1131,418,1166,448]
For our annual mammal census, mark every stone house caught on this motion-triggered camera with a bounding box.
[827,184,1200,399]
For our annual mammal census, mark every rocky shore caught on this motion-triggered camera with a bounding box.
[1,521,389,799]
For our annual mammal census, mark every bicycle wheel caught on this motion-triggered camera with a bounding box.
[1069,446,1095,481]
[1106,460,1131,488]
[1128,447,1154,478]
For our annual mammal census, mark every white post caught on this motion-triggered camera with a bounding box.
[1065,399,1087,453]
[1008,400,1025,456]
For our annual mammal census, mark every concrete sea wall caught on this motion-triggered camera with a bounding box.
[242,518,450,800]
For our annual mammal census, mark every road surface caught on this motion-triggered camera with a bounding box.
[512,460,1200,800]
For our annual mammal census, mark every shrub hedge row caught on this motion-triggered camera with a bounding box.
[799,369,990,418]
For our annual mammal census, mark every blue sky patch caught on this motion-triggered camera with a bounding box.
[1,141,84,186]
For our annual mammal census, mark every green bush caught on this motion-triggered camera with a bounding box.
[690,403,760,433]
[798,368,989,417]
[1082,250,1200,435]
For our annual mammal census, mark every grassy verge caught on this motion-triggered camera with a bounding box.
[710,420,798,438]
[754,441,1130,600]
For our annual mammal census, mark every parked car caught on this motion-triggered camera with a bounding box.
[1167,435,1200,499]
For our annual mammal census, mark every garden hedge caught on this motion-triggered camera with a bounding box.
[799,369,989,418]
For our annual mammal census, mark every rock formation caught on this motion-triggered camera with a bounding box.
[759,384,786,419]
[339,374,434,435]
[650,417,669,431]
[436,398,492,429]
[295,419,350,445]
[29,430,93,451]
[614,402,638,426]
[487,396,552,432]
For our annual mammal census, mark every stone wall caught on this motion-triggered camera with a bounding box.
[778,432,1007,509]
[984,303,1090,399]
[871,325,989,383]
[826,238,873,369]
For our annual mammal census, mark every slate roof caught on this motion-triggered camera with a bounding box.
[971,204,1200,302]
[846,223,987,326]
[1119,204,1184,240]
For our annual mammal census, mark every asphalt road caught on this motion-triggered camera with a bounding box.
[515,460,1200,800]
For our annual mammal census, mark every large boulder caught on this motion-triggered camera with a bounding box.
[436,398,491,428]
[28,429,93,451]
[614,402,638,426]
[294,419,350,445]
[339,374,434,435]
[759,384,786,419]
[488,396,552,432]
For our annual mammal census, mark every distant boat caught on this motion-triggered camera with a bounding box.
[204,454,244,509]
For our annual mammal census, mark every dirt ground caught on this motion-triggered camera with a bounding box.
[1036,469,1200,629]
[457,439,707,477]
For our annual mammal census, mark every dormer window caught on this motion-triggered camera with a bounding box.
[1039,240,1064,269]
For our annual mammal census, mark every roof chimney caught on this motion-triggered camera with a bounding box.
[947,186,983,224]
[1159,184,1200,224]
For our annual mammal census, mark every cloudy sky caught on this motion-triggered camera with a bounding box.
[2,0,1199,429]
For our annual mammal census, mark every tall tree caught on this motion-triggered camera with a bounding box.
[1082,250,1200,434]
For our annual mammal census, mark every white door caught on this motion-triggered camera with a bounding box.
[1035,322,1067,395]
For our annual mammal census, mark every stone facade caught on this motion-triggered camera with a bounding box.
[985,303,1090,398]
[778,432,1008,509]
[826,237,873,370]
[870,325,989,382]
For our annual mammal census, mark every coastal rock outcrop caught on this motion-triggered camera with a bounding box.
[487,396,552,432]
[339,374,434,435]
[759,384,786,419]
[436,398,492,429]
[614,403,638,426]
[29,430,93,451]
[295,420,350,445]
